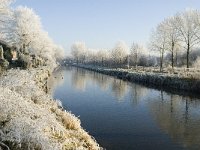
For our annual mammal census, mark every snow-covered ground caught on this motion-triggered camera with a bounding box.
[0,67,100,150]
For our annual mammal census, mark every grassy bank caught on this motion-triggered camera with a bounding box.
[0,67,101,150]
[71,64,200,94]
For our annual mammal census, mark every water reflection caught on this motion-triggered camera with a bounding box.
[52,66,200,150]
[129,84,149,106]
[149,91,200,150]
[91,72,110,91]
[111,79,128,101]
[71,68,87,91]
[70,67,129,101]
[47,67,65,94]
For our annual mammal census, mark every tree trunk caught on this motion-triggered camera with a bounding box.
[186,35,190,68]
[171,51,174,69]
[171,42,174,69]
[186,43,190,68]
[160,49,164,72]
[175,49,178,67]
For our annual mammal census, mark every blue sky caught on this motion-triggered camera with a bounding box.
[13,0,200,52]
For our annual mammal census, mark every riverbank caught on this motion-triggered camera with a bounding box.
[0,67,100,150]
[71,64,200,94]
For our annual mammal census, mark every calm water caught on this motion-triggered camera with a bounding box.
[49,66,200,150]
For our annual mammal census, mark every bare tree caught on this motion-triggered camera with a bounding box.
[162,17,180,69]
[111,41,129,67]
[130,42,146,68]
[84,49,96,64]
[130,42,139,68]
[96,49,109,66]
[174,9,200,68]
[71,42,87,64]
[150,23,168,72]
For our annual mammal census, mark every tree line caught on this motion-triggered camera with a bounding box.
[70,41,149,68]
[69,9,200,71]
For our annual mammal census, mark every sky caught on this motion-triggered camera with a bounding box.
[13,0,200,53]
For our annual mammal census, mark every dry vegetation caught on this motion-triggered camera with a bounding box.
[0,67,101,150]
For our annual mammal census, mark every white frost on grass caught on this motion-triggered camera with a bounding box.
[0,67,101,150]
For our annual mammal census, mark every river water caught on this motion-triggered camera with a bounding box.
[49,66,200,150]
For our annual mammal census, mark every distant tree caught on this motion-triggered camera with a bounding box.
[96,49,109,66]
[150,23,168,72]
[130,42,147,68]
[130,42,139,68]
[111,41,129,67]
[147,54,158,67]
[71,42,87,64]
[84,49,95,64]
[54,45,65,61]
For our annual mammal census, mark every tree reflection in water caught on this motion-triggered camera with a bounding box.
[52,66,200,149]
[91,71,110,91]
[149,91,200,150]
[47,67,65,94]
[129,83,149,106]
[71,68,87,91]
[111,79,128,102]
[70,67,129,101]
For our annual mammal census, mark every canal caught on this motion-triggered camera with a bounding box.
[48,66,200,150]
